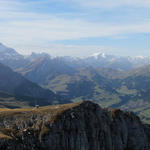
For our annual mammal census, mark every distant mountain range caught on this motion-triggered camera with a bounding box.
[1,43,150,122]
[0,59,67,108]
[1,43,150,71]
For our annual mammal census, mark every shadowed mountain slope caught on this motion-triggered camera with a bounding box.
[0,62,68,107]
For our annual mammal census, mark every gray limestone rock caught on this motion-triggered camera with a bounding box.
[0,101,149,150]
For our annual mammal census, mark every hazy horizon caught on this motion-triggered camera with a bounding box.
[1,42,150,59]
[1,0,150,57]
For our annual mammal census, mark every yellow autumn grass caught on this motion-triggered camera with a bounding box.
[0,102,84,140]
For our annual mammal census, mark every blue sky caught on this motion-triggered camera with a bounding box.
[0,0,150,57]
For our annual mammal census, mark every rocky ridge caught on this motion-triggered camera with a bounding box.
[0,101,150,150]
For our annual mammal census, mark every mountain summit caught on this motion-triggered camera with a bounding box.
[91,52,107,59]
[0,43,28,69]
[0,43,22,61]
[0,101,149,150]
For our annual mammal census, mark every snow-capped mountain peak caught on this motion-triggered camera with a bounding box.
[135,56,146,59]
[92,52,106,59]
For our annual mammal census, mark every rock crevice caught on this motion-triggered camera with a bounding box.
[0,101,149,150]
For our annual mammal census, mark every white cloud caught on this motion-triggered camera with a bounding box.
[0,0,23,11]
[1,10,150,56]
[70,0,150,9]
[1,15,150,43]
[0,0,150,56]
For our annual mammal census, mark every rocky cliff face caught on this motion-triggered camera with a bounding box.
[0,101,150,150]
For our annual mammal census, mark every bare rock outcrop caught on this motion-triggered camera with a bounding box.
[0,101,149,150]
